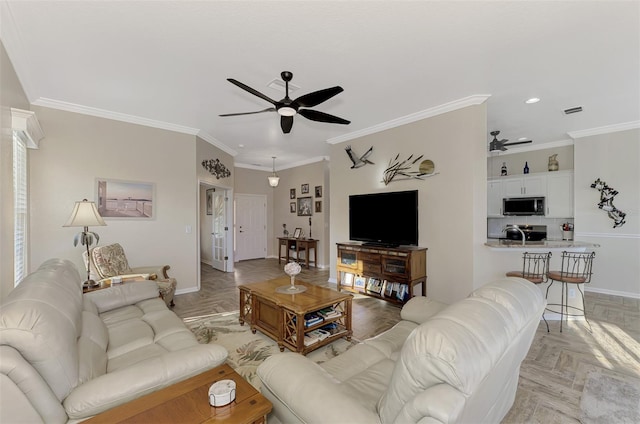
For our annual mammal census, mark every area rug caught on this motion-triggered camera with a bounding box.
[579,370,640,424]
[184,311,358,390]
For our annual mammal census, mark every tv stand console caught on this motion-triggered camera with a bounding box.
[336,242,427,305]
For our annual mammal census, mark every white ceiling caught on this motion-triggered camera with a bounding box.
[2,1,638,170]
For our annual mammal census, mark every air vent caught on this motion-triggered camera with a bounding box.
[564,106,583,115]
[267,78,300,93]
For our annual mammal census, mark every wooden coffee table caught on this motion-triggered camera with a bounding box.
[239,277,353,355]
[82,364,271,424]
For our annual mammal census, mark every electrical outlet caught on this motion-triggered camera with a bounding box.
[568,288,576,298]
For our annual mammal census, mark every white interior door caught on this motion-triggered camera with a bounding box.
[211,189,227,271]
[235,194,267,261]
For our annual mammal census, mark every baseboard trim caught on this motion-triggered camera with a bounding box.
[585,286,640,299]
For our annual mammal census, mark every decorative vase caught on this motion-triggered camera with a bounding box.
[276,261,306,294]
[548,154,559,171]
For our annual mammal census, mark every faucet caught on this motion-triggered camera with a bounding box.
[504,224,526,246]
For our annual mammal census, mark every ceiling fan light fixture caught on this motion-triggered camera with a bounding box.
[268,156,280,187]
[277,106,297,117]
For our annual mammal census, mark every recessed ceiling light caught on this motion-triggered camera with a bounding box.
[525,97,541,104]
[238,144,244,148]
[518,137,529,141]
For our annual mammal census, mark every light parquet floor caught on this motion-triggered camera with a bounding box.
[173,259,640,423]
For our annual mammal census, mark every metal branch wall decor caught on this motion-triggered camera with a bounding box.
[345,145,374,168]
[591,178,626,228]
[202,158,231,179]
[382,154,438,185]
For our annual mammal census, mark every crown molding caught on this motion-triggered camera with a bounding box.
[11,108,44,148]
[567,121,640,139]
[235,156,329,171]
[31,97,201,135]
[196,131,237,156]
[327,94,491,145]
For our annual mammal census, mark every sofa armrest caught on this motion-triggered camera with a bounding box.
[83,281,159,313]
[257,353,381,423]
[382,383,465,423]
[63,343,227,419]
[131,265,171,279]
[400,296,449,325]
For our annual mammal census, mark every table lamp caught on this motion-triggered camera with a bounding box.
[63,199,106,287]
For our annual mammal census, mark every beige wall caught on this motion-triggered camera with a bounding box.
[0,41,30,301]
[28,106,202,293]
[272,160,330,267]
[574,128,640,297]
[329,105,488,304]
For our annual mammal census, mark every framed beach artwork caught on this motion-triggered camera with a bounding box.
[96,178,155,219]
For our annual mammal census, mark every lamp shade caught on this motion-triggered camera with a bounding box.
[268,175,280,187]
[63,199,106,227]
[268,156,280,187]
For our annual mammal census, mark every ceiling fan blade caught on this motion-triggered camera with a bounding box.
[293,86,344,108]
[298,109,350,125]
[227,78,277,106]
[281,115,294,133]
[503,140,532,146]
[219,107,276,117]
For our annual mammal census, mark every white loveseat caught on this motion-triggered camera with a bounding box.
[257,277,545,424]
[0,258,227,423]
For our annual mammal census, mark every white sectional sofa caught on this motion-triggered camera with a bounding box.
[0,258,227,423]
[257,277,545,424]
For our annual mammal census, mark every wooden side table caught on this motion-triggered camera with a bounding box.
[277,237,318,268]
[82,364,271,424]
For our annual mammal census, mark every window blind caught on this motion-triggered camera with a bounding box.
[13,132,27,286]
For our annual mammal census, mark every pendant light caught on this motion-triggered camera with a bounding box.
[268,156,280,187]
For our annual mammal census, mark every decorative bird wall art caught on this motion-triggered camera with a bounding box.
[591,178,626,228]
[382,154,437,185]
[345,145,374,169]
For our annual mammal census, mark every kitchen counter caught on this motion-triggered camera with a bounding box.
[485,240,599,250]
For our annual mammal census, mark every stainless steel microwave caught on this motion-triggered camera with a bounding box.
[503,197,545,216]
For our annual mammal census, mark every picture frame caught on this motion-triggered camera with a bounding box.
[290,202,296,213]
[315,200,322,213]
[342,273,354,287]
[354,276,367,289]
[301,183,309,194]
[206,188,214,215]
[96,178,155,220]
[297,196,312,216]
[315,185,322,198]
[290,188,296,199]
[293,227,302,238]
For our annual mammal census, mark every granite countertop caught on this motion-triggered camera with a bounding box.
[484,239,599,249]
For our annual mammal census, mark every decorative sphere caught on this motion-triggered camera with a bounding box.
[284,261,301,277]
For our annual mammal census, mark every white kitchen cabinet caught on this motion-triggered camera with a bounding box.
[502,175,546,197]
[546,171,574,217]
[487,180,503,217]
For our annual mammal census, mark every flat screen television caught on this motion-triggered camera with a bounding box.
[349,190,418,247]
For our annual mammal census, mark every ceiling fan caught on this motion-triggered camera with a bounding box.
[489,130,532,152]
[219,71,350,134]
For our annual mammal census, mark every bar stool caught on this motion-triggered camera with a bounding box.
[506,252,552,284]
[545,251,596,332]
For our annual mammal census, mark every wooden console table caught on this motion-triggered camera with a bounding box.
[336,242,427,305]
[277,237,318,268]
[82,364,271,424]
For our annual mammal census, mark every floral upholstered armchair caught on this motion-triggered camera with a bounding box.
[83,243,177,307]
